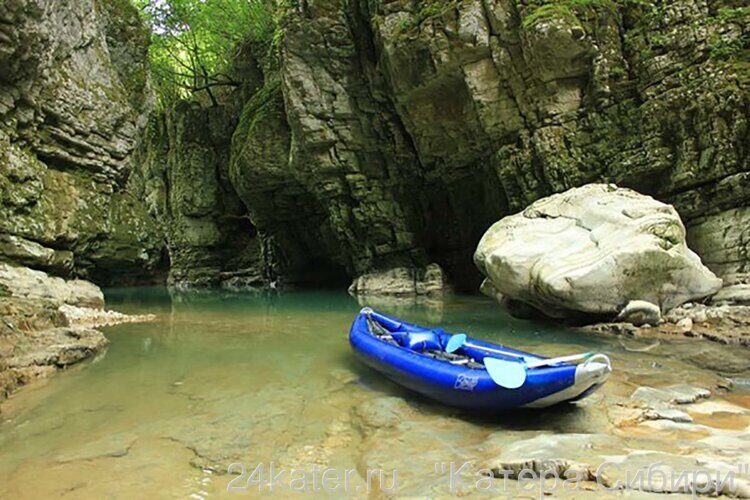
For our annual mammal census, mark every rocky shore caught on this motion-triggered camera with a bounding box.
[584,303,750,347]
[0,263,155,406]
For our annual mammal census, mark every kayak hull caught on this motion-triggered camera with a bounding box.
[349,308,610,410]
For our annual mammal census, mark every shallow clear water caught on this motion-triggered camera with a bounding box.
[0,288,746,498]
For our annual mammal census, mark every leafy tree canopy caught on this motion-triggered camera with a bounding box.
[132,0,278,108]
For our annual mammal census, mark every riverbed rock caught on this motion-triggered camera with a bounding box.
[0,263,157,406]
[6,327,108,370]
[483,433,624,480]
[0,296,108,403]
[475,184,723,319]
[662,303,750,346]
[58,304,155,329]
[616,300,662,327]
[683,344,750,374]
[630,385,711,407]
[352,397,414,430]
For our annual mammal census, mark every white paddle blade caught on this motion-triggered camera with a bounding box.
[484,357,527,389]
[445,334,467,353]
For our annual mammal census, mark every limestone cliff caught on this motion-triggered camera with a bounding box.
[1,0,747,295]
[148,0,750,289]
[199,0,748,292]
[130,102,265,288]
[0,0,165,284]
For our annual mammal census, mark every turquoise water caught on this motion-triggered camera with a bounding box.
[0,288,736,498]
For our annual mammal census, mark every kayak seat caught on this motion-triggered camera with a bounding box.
[363,314,444,353]
[398,330,443,352]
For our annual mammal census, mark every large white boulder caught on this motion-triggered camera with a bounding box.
[474,184,722,318]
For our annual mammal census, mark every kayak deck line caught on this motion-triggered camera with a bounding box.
[350,307,612,410]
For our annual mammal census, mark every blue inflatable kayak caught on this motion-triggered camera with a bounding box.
[349,308,611,410]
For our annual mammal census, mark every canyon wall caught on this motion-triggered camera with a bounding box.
[223,0,748,291]
[0,0,165,285]
[0,0,747,293]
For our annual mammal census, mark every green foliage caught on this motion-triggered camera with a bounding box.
[610,65,628,78]
[716,7,749,23]
[521,0,654,30]
[707,7,749,61]
[710,35,749,61]
[132,0,281,109]
[521,0,622,30]
[522,3,578,29]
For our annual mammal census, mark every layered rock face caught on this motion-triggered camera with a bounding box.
[131,103,263,288]
[2,0,746,294]
[0,0,165,284]
[224,0,748,291]
[474,184,723,318]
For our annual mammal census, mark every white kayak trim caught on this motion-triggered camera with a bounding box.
[523,354,612,408]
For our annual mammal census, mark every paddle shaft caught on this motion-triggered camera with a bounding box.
[527,352,592,368]
[462,341,524,359]
[461,341,591,368]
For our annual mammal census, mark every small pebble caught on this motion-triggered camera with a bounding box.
[677,317,693,333]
